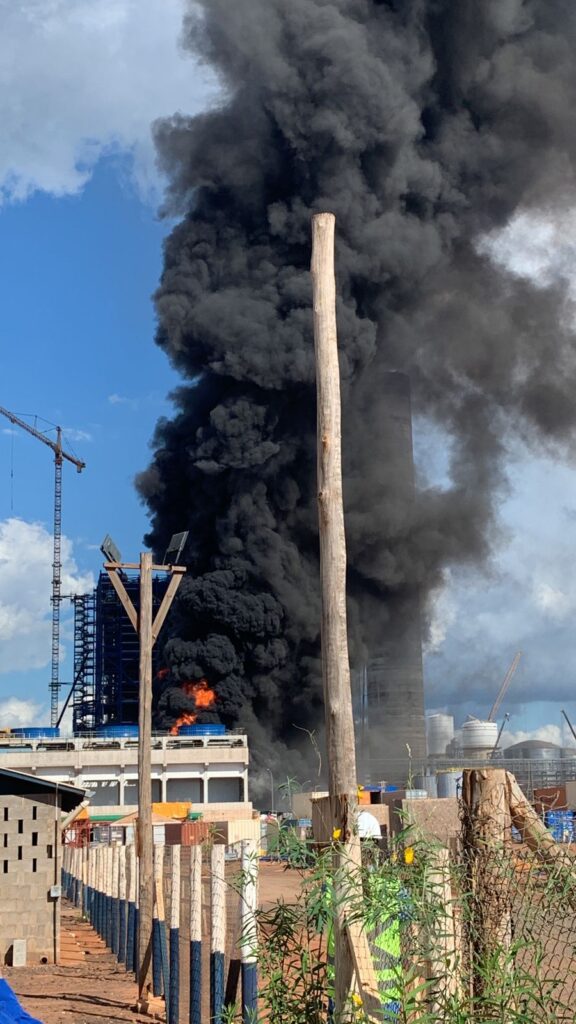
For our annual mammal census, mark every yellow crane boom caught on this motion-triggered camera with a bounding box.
[488,651,522,722]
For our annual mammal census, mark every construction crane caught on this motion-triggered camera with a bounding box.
[561,709,576,746]
[0,405,85,726]
[488,651,522,722]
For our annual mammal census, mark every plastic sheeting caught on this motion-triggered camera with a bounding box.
[0,980,43,1024]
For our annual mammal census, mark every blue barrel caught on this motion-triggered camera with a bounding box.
[177,724,225,737]
[93,725,139,739]
[11,727,60,738]
[545,810,575,843]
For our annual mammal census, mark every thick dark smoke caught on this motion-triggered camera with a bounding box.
[137,0,576,777]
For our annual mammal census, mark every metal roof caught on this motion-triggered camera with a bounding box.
[0,767,85,812]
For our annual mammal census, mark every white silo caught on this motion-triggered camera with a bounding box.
[461,716,498,760]
[426,714,455,757]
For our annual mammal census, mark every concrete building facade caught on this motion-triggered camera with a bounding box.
[0,732,250,817]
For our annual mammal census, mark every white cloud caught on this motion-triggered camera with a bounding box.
[0,697,44,728]
[0,0,218,204]
[503,724,569,749]
[478,207,576,310]
[0,517,93,673]
[62,427,92,443]
[108,393,139,410]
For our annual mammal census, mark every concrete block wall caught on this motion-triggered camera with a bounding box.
[0,793,60,965]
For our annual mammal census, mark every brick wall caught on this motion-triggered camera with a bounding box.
[0,792,60,964]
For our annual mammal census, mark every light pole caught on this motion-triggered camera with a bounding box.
[266,768,275,813]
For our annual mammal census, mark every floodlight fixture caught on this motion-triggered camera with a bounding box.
[100,534,122,564]
[163,530,189,566]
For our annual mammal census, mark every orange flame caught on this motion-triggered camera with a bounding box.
[170,678,216,735]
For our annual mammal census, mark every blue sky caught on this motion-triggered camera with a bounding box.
[1,0,576,747]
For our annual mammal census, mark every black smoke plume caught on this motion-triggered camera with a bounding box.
[138,0,576,776]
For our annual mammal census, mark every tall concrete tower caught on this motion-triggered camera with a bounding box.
[354,372,426,786]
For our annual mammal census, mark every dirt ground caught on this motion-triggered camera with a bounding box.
[4,862,305,1024]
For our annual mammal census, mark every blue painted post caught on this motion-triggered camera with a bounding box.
[87,845,94,924]
[168,846,180,1024]
[118,845,127,964]
[111,846,119,956]
[82,846,89,917]
[152,844,165,999]
[95,848,103,936]
[210,845,226,1024]
[76,847,82,908]
[241,840,258,1023]
[71,847,77,906]
[99,847,106,938]
[105,846,113,948]
[134,847,140,983]
[189,845,202,1024]
[126,844,136,973]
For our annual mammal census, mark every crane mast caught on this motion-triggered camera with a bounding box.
[488,651,522,723]
[0,406,85,726]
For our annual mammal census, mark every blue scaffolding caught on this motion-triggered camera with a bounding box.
[73,571,168,731]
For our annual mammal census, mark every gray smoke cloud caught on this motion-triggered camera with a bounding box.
[137,0,576,777]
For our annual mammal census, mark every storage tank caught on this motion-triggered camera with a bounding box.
[92,725,139,739]
[426,714,455,757]
[414,772,438,798]
[437,771,462,798]
[10,727,60,739]
[503,739,562,761]
[178,724,226,737]
[461,717,498,759]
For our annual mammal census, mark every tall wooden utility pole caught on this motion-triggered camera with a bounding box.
[104,553,185,1006]
[311,212,363,1015]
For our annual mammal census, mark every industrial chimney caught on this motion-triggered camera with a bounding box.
[354,373,427,785]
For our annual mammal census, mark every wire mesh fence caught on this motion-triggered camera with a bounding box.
[62,769,576,1022]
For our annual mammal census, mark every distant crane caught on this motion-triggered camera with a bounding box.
[561,709,576,746]
[0,405,85,726]
[488,651,522,723]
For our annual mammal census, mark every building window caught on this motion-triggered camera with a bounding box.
[3,861,7,874]
[3,808,7,822]
[32,859,37,873]
[17,820,23,834]
[32,807,37,821]
[31,832,38,847]
[3,835,7,848]
[47,845,53,860]
[17,847,22,861]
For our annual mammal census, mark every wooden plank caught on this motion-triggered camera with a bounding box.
[345,920,381,1022]
[152,570,185,644]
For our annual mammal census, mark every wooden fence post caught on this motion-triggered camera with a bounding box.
[311,210,362,1016]
[211,845,226,1024]
[127,844,137,975]
[189,846,202,1024]
[425,847,461,1013]
[111,846,119,955]
[118,845,127,964]
[241,840,258,1023]
[153,844,169,1000]
[461,769,513,1006]
[169,845,181,1024]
